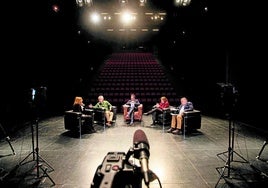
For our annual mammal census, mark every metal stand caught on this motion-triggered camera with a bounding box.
[249,137,268,178]
[183,116,187,140]
[0,123,16,155]
[162,110,166,133]
[256,138,268,162]
[102,109,106,131]
[215,117,249,187]
[19,118,55,186]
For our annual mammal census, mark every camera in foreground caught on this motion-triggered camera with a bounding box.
[91,151,142,188]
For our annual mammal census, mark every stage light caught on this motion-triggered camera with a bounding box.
[121,11,136,25]
[76,0,84,7]
[76,0,93,7]
[119,0,128,7]
[84,0,93,6]
[52,4,60,13]
[90,12,101,24]
[175,0,191,7]
[139,0,146,6]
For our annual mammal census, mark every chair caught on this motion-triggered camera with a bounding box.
[90,106,117,127]
[183,110,202,131]
[123,104,143,122]
[157,107,172,127]
[169,109,201,138]
[182,110,201,138]
[64,110,94,137]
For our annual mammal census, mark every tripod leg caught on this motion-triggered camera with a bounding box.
[19,121,36,165]
[37,154,55,172]
[5,136,16,155]
[39,166,56,186]
[19,151,35,165]
[256,140,267,160]
[215,162,229,187]
[38,166,56,186]
[0,123,16,155]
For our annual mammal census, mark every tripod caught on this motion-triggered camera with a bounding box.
[215,116,249,187]
[0,123,16,155]
[19,118,55,186]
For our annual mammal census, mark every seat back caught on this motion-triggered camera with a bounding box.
[183,110,201,130]
[157,108,172,126]
[92,108,106,125]
[64,110,94,135]
[64,110,82,133]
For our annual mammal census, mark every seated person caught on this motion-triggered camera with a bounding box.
[123,93,140,125]
[144,96,170,126]
[90,95,113,127]
[72,96,96,133]
[167,97,194,134]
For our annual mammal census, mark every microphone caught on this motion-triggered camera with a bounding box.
[133,129,150,186]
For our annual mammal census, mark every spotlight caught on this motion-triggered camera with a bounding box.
[76,0,93,7]
[139,0,147,7]
[119,0,128,7]
[76,0,84,7]
[120,11,136,25]
[90,12,101,24]
[84,0,93,6]
[175,0,191,7]
[52,4,60,13]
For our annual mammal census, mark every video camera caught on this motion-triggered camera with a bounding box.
[91,129,162,188]
[90,151,143,188]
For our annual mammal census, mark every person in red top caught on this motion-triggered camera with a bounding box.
[144,96,170,126]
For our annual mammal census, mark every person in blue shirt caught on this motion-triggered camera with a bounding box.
[124,93,140,125]
[167,97,194,134]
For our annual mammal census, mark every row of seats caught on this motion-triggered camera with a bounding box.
[108,52,156,61]
[92,82,172,88]
[86,52,178,110]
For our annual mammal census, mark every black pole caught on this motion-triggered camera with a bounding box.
[227,116,232,177]
[31,122,35,160]
[35,118,40,177]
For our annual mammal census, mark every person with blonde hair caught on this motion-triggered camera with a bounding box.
[90,95,114,127]
[144,96,170,126]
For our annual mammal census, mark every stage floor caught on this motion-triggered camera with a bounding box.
[1,114,268,188]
